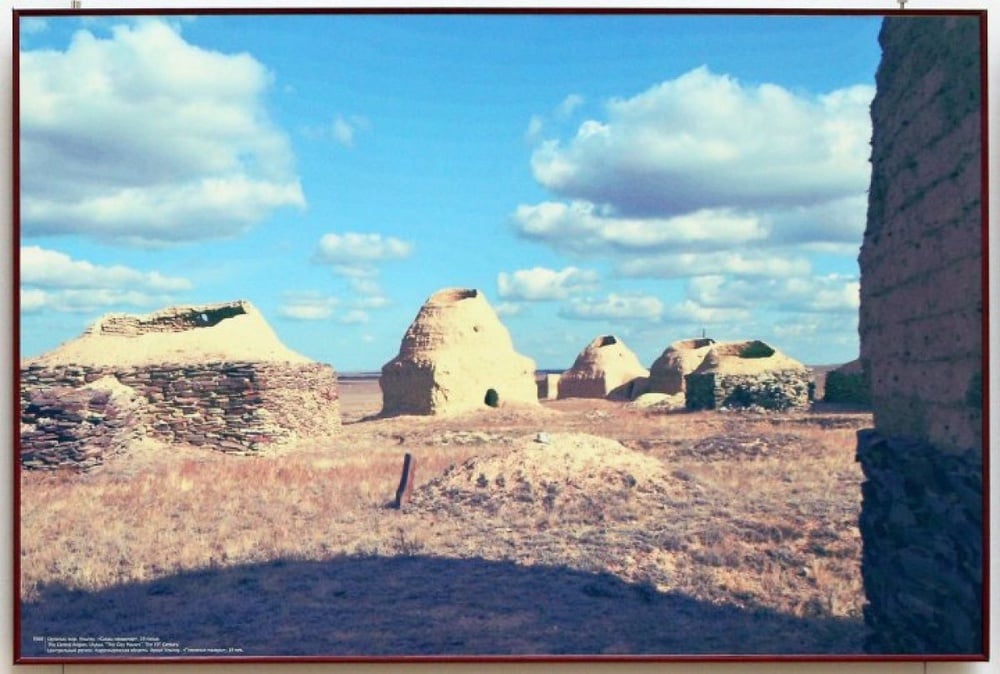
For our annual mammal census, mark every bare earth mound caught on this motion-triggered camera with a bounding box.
[412,432,673,518]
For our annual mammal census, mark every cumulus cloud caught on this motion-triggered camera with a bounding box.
[19,19,305,247]
[314,232,413,271]
[513,200,768,256]
[514,67,873,304]
[530,66,873,217]
[21,245,192,291]
[19,245,192,313]
[686,273,860,314]
[559,292,664,322]
[497,266,599,301]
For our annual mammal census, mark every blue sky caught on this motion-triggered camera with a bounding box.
[18,11,883,371]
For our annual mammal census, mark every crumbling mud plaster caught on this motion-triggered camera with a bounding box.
[856,15,984,655]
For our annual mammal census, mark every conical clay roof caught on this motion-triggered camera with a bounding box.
[380,288,538,415]
[558,335,649,399]
[647,337,717,395]
[691,339,807,376]
[24,300,311,368]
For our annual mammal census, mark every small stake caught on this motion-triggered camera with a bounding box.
[393,453,416,509]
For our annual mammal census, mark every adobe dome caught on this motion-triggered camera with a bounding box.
[380,288,538,416]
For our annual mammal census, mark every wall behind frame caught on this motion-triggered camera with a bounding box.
[0,1,995,673]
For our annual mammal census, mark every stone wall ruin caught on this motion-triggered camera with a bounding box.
[855,15,984,654]
[683,340,812,411]
[20,301,340,470]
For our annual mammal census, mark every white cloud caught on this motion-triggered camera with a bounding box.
[686,273,860,314]
[331,114,370,147]
[513,200,769,257]
[20,287,180,314]
[279,289,377,324]
[531,66,874,217]
[618,250,812,279]
[560,292,663,322]
[19,19,304,247]
[555,94,585,120]
[662,299,753,324]
[19,245,193,313]
[280,293,340,321]
[525,115,545,143]
[332,116,356,146]
[314,233,413,274]
[497,266,599,301]
[21,245,192,291]
[20,288,48,312]
[339,309,370,325]
[494,301,524,317]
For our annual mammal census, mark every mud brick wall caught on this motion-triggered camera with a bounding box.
[859,16,983,452]
[20,362,340,467]
[684,370,811,411]
[856,16,983,654]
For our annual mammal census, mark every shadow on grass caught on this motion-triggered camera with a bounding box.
[21,554,864,659]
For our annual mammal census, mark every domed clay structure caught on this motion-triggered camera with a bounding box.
[647,337,716,395]
[380,288,538,415]
[558,335,649,400]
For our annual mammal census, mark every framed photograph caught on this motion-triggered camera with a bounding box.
[11,3,989,664]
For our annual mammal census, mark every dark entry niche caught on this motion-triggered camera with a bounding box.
[484,388,499,407]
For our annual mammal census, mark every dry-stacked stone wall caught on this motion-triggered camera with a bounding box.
[20,384,143,471]
[20,361,340,469]
[684,370,812,411]
[856,430,982,654]
[856,16,984,654]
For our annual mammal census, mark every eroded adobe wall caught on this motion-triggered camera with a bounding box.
[91,301,249,336]
[856,15,983,654]
[860,16,983,452]
[20,362,340,468]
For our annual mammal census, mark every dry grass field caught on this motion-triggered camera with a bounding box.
[19,377,872,657]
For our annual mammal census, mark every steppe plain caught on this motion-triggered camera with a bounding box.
[20,373,872,657]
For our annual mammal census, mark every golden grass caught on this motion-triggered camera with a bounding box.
[20,401,871,653]
[20,440,481,601]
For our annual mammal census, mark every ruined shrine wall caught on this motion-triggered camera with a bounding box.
[859,16,983,454]
[855,16,984,654]
[20,361,340,460]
